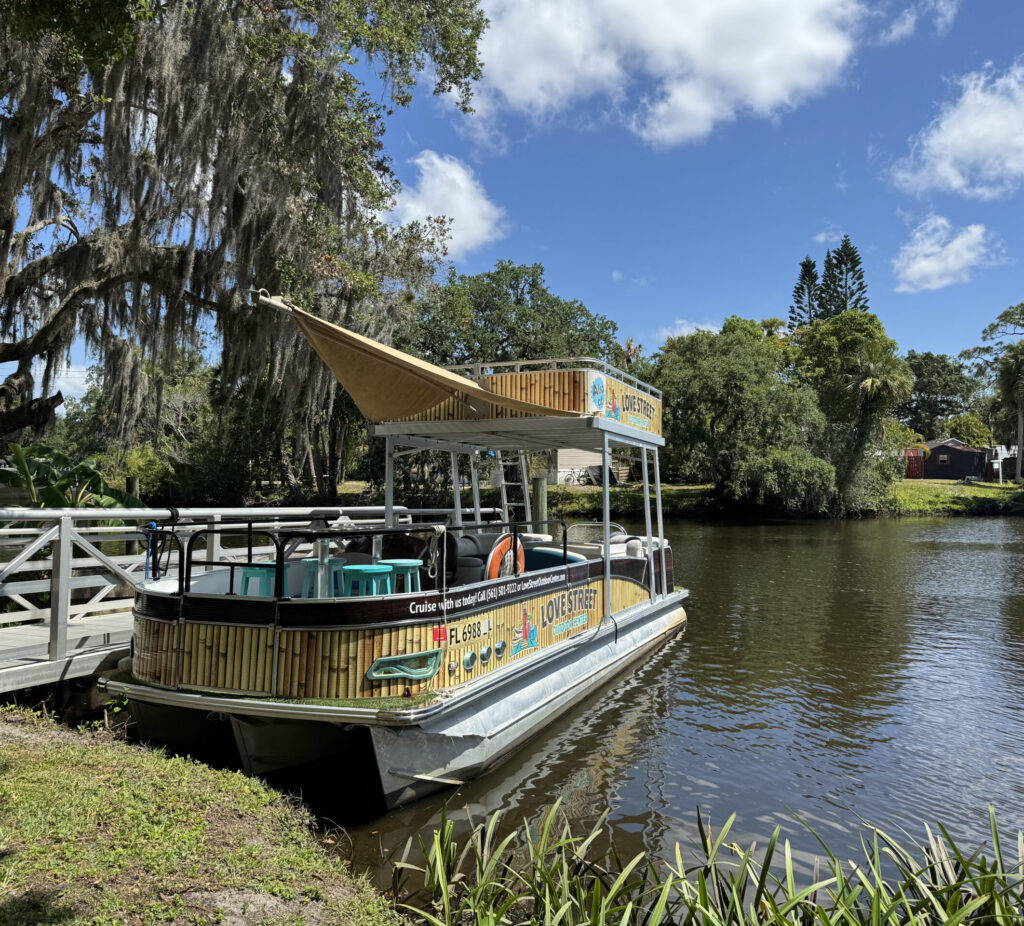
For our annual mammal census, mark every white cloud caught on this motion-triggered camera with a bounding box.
[813,224,844,245]
[880,9,917,44]
[611,269,624,282]
[392,150,507,260]
[475,0,862,148]
[656,319,721,342]
[51,366,91,400]
[928,0,958,33]
[892,214,997,293]
[893,60,1024,199]
[879,1,957,43]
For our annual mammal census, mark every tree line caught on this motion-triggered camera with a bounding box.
[1,3,1020,514]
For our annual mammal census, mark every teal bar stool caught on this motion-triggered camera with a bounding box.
[342,564,394,597]
[239,563,275,597]
[241,561,301,598]
[301,557,347,598]
[379,559,422,593]
[239,562,298,597]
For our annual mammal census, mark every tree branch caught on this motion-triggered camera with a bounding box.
[14,215,81,242]
[0,391,64,437]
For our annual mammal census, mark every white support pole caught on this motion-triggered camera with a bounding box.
[316,538,330,597]
[205,513,221,573]
[384,435,395,528]
[470,452,482,530]
[653,448,668,596]
[602,433,612,622]
[48,516,71,660]
[641,448,656,603]
[450,452,463,529]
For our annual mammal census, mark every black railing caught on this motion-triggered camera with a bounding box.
[160,518,571,597]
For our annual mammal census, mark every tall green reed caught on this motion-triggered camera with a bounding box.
[393,802,1024,925]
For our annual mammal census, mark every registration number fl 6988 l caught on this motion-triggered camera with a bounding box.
[450,618,492,645]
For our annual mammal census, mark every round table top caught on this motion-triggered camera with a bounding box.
[378,558,423,568]
[342,563,394,573]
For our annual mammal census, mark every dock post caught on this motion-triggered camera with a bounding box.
[48,516,72,660]
[531,475,547,527]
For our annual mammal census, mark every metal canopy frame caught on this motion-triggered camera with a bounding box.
[377,411,670,607]
[372,413,665,455]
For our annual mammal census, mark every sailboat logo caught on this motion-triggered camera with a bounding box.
[605,386,621,421]
[511,607,538,656]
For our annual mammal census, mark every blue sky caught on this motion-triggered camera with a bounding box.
[385,0,1024,358]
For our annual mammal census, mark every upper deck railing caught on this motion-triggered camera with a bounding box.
[400,357,663,438]
[445,357,662,400]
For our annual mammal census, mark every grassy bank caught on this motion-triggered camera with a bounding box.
[544,483,711,520]
[548,480,1024,520]
[885,479,1024,516]
[0,709,400,926]
[4,710,1024,925]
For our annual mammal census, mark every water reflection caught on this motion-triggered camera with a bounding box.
[333,517,1024,882]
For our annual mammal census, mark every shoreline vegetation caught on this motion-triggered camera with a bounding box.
[3,710,1023,926]
[331,480,1024,522]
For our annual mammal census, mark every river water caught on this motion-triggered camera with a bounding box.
[340,516,1024,877]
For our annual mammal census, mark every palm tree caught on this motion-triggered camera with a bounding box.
[837,342,914,493]
[996,343,1024,482]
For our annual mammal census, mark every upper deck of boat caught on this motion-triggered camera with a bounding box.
[375,357,665,453]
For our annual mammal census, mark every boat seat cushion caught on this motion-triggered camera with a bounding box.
[456,533,502,558]
[455,556,485,585]
[524,547,588,570]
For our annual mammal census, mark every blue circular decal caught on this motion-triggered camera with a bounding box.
[590,376,606,412]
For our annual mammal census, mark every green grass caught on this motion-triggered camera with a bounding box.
[885,479,1024,516]
[396,802,1024,926]
[0,708,402,926]
[528,483,712,521]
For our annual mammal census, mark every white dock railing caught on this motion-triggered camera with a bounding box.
[0,506,397,692]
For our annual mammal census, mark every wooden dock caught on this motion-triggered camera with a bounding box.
[0,611,132,691]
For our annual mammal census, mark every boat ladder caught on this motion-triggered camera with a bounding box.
[494,450,532,526]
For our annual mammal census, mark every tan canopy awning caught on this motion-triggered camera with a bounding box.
[260,293,578,423]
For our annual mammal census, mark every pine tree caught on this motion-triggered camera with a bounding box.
[831,234,869,314]
[788,257,820,330]
[817,250,841,320]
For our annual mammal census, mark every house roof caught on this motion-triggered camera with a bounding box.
[923,439,985,453]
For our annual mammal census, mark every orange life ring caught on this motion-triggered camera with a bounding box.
[486,533,526,579]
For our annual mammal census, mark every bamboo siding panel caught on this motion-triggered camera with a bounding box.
[609,578,650,613]
[132,576,651,699]
[399,371,590,422]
